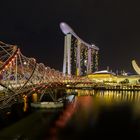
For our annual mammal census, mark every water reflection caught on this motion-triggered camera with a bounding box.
[49,99,77,140]
[1,90,140,139]
[55,90,140,139]
[76,89,140,103]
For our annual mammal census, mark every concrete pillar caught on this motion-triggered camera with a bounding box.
[32,93,38,102]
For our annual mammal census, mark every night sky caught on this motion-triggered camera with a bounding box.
[0,0,140,73]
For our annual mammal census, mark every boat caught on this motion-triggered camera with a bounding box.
[31,101,63,109]
[58,93,76,103]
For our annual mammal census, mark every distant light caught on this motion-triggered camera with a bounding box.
[23,62,27,65]
[91,44,95,47]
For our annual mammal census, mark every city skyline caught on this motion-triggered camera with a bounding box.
[0,0,140,73]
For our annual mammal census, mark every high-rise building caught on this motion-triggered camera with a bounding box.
[62,34,99,76]
[60,22,99,76]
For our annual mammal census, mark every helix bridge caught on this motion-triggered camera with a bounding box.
[0,41,92,109]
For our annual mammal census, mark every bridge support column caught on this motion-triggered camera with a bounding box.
[23,95,28,112]
[32,93,38,102]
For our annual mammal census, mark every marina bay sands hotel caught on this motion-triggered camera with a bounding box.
[60,22,99,76]
[60,22,140,85]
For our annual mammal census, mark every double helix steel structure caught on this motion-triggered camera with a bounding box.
[0,41,91,109]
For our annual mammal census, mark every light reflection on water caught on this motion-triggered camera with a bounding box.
[1,90,140,139]
[50,90,140,139]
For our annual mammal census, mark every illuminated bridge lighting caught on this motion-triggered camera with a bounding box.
[0,41,92,109]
